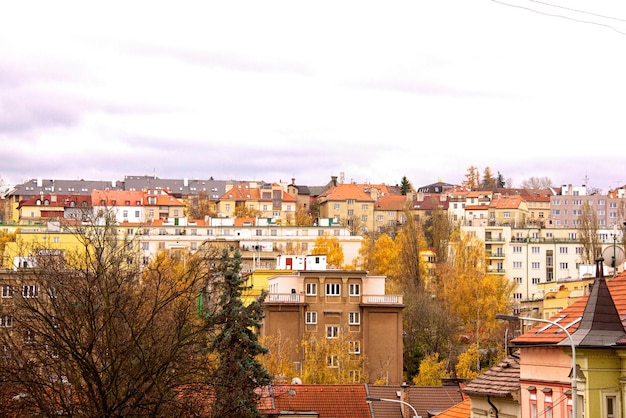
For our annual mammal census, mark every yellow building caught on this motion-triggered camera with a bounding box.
[317,183,376,233]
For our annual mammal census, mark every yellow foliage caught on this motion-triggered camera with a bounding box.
[311,234,344,268]
[301,334,367,384]
[412,353,450,386]
[455,343,481,380]
[258,331,299,383]
[436,234,514,341]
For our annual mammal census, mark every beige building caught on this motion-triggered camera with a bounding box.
[317,183,376,233]
[261,267,404,385]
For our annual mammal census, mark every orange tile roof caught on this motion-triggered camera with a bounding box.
[434,398,471,418]
[270,384,371,418]
[512,271,626,345]
[375,195,410,211]
[91,190,145,206]
[489,195,523,209]
[220,184,261,201]
[318,184,375,203]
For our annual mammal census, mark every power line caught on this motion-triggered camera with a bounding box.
[490,0,626,35]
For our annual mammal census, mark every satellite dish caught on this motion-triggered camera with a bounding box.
[290,377,302,385]
[602,246,625,270]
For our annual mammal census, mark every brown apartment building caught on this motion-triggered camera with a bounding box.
[261,261,404,385]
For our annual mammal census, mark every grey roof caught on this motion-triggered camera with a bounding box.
[9,178,122,197]
[462,355,520,398]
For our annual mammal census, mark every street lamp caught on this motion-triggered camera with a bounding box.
[496,314,577,418]
[366,396,420,418]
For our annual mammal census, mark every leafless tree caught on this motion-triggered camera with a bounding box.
[0,211,224,417]
[578,202,601,264]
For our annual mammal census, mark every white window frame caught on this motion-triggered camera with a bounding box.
[22,285,39,298]
[348,340,361,354]
[0,315,13,328]
[305,311,317,324]
[349,283,360,296]
[305,283,317,296]
[326,283,340,296]
[349,311,360,325]
[326,325,339,339]
[2,285,13,298]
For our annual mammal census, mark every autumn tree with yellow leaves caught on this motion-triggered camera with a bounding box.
[311,233,345,268]
[300,333,367,384]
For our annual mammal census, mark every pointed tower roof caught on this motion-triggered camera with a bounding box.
[561,257,626,348]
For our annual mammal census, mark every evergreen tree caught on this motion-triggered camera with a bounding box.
[400,176,412,195]
[210,249,270,418]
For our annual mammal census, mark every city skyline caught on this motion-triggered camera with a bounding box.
[2,1,625,191]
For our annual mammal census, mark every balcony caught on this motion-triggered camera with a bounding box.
[360,294,403,305]
[487,251,505,259]
[265,293,304,303]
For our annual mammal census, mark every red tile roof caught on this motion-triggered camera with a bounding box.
[366,385,464,418]
[374,195,411,211]
[512,271,626,345]
[270,384,371,418]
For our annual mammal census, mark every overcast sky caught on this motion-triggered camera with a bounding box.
[2,1,625,191]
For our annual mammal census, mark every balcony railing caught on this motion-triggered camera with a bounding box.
[361,294,403,305]
[265,293,304,303]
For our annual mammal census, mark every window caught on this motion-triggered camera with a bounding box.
[348,340,361,354]
[513,261,522,269]
[349,311,360,325]
[22,285,39,298]
[347,209,354,216]
[2,285,13,298]
[514,277,523,284]
[0,315,13,328]
[305,283,317,296]
[349,283,360,296]
[529,387,537,418]
[532,246,540,254]
[513,246,522,253]
[327,355,339,368]
[361,215,368,222]
[333,203,340,210]
[560,247,568,254]
[348,370,360,382]
[604,393,617,418]
[24,328,36,343]
[142,242,150,251]
[532,278,540,284]
[326,325,339,339]
[560,262,569,269]
[531,262,540,269]
[326,283,340,296]
[305,311,317,324]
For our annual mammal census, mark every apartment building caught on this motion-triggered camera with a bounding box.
[317,183,376,233]
[216,182,298,224]
[261,265,404,385]
[551,190,626,229]
[463,224,624,315]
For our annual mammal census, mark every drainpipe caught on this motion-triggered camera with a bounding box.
[487,396,499,418]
